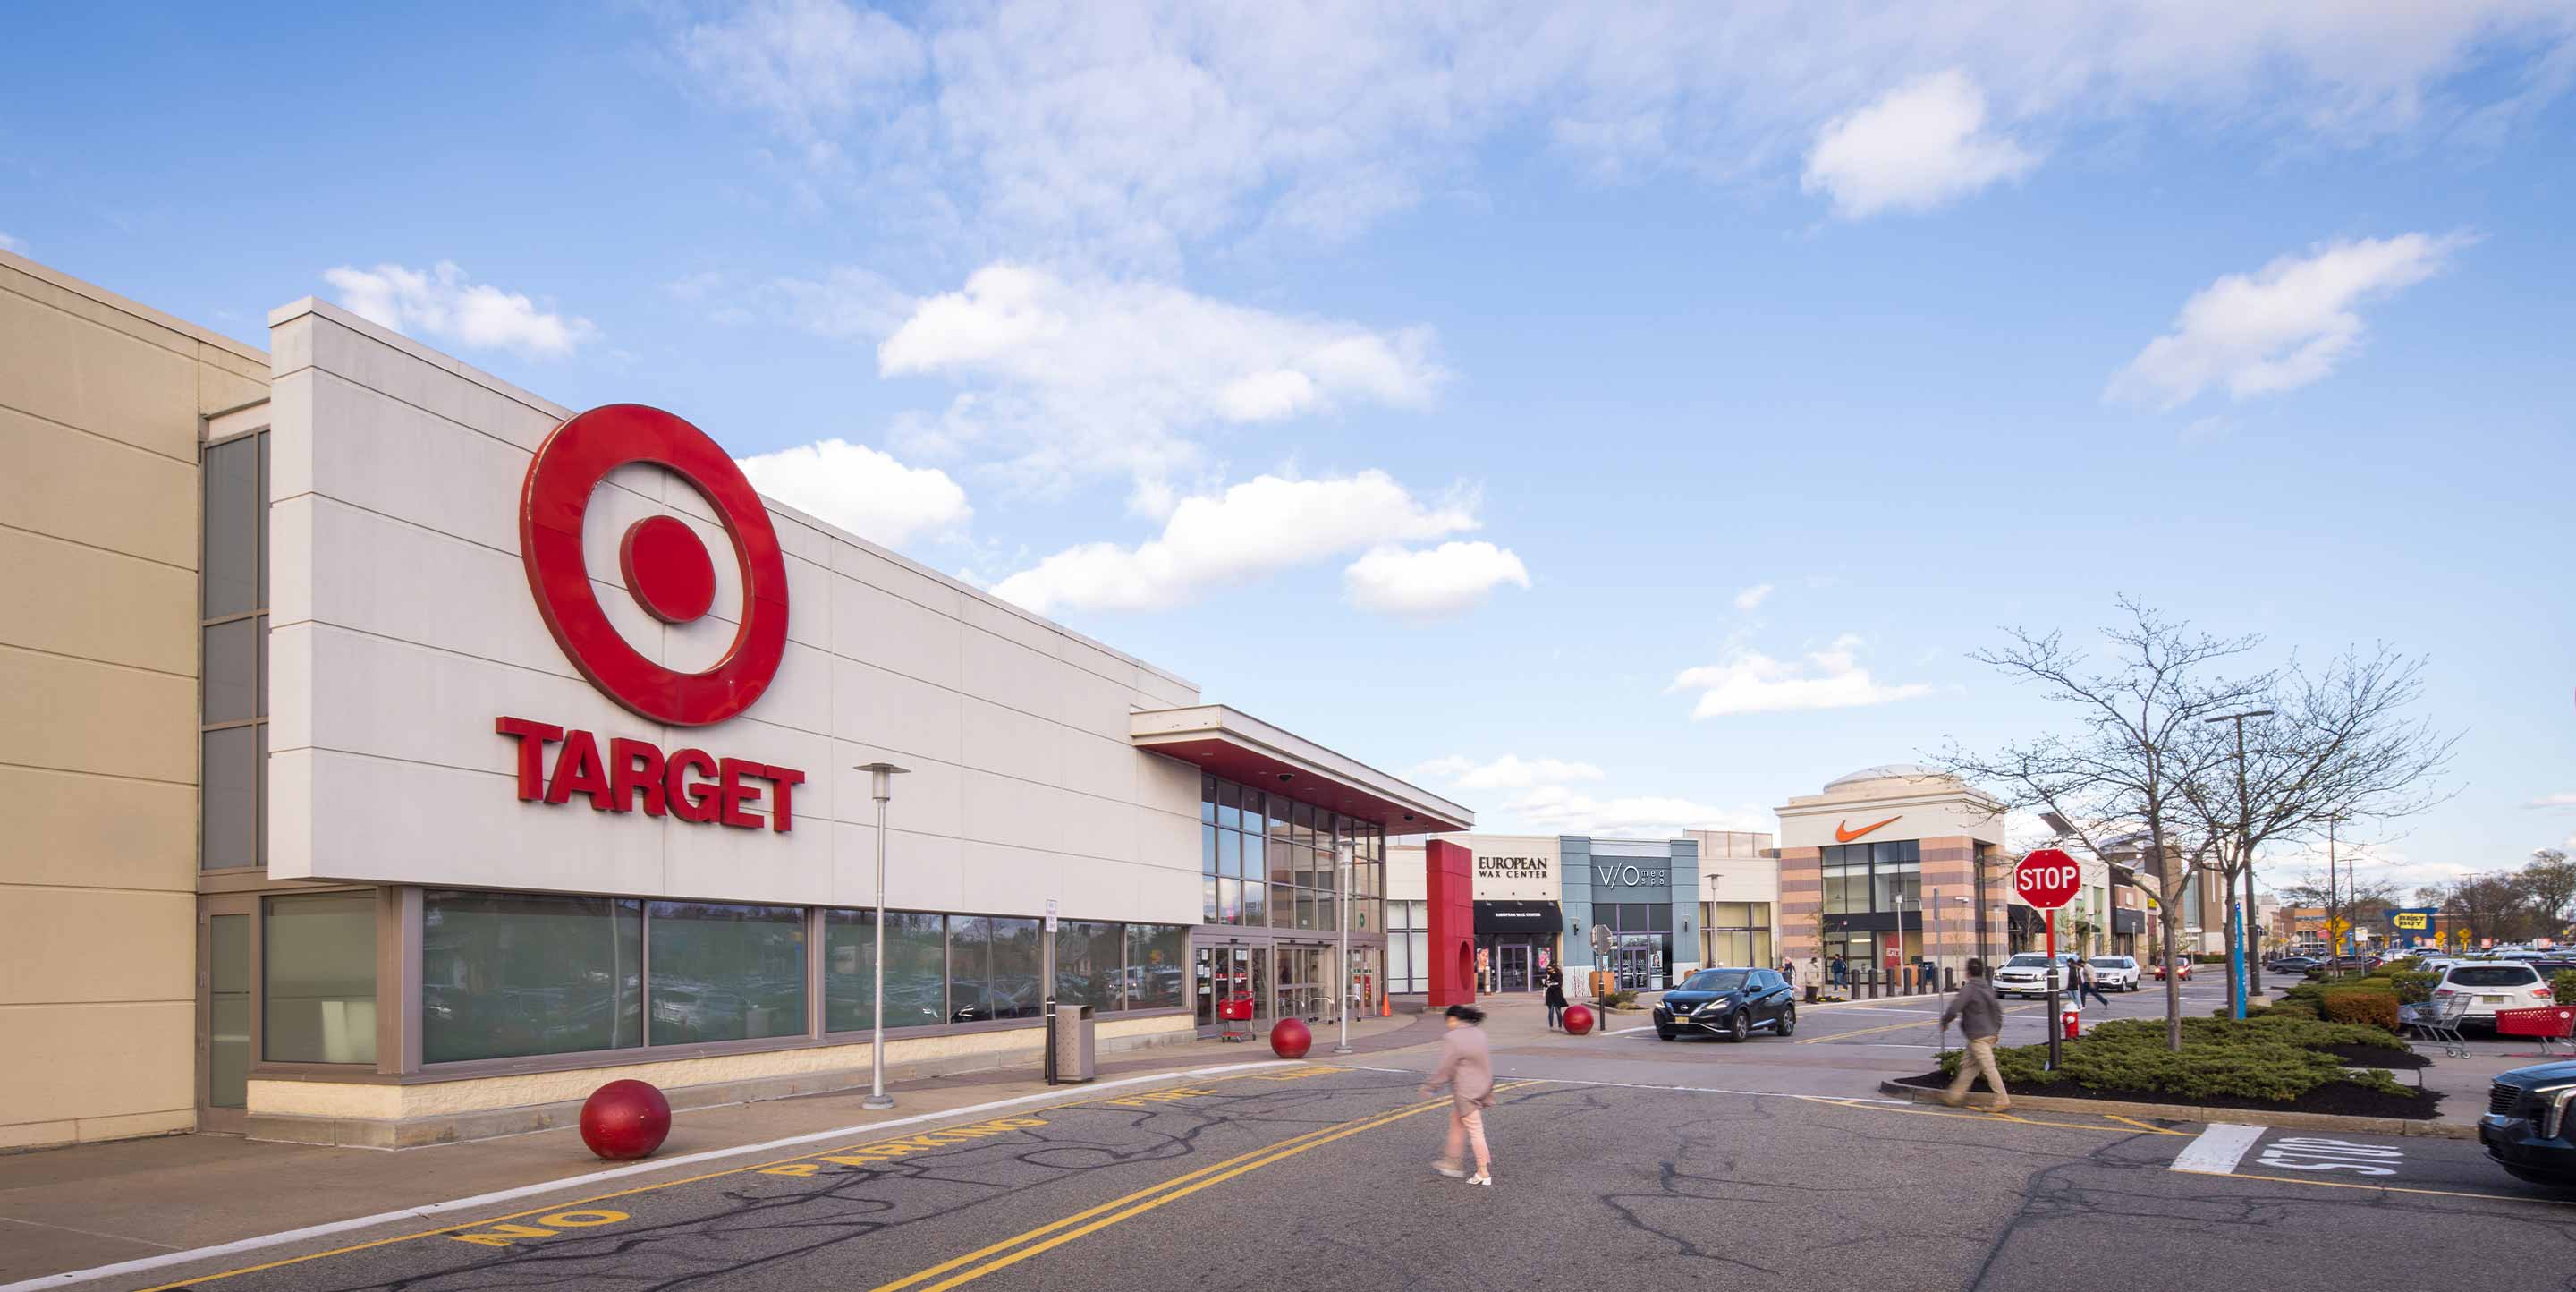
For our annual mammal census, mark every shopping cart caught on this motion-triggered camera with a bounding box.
[1217,993,1256,1043]
[2401,992,2471,1058]
[2494,1006,2575,1058]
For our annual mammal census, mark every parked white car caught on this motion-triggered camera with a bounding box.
[2088,956,2142,991]
[1994,953,2076,999]
[2434,962,2555,1025]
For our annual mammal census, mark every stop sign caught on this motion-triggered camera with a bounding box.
[2015,848,2083,910]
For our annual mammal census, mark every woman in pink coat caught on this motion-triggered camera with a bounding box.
[1422,1004,1496,1186]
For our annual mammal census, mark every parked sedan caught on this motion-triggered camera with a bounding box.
[2266,955,2322,975]
[2481,1059,2576,1187]
[1654,966,1797,1041]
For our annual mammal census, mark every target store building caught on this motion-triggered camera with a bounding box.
[0,251,1470,1152]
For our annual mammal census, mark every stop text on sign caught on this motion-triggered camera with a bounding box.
[496,716,806,832]
[2014,847,2082,909]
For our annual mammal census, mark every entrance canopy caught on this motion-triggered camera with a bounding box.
[1131,705,1473,834]
[1473,900,1563,935]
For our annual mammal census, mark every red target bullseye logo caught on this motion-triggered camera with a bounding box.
[519,404,787,727]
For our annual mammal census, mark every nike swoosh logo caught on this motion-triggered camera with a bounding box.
[1835,815,1902,843]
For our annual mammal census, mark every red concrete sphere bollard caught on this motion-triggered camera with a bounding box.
[579,1079,672,1160]
[1270,1016,1313,1059]
[1561,1004,1595,1036]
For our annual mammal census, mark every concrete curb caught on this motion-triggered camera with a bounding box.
[1873,1079,2478,1140]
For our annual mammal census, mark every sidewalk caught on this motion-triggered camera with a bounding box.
[0,1011,1429,1288]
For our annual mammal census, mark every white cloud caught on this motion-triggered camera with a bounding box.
[1673,633,1934,718]
[1343,542,1529,619]
[860,262,1443,491]
[1801,70,2038,218]
[1500,786,1772,839]
[2105,233,2467,410]
[676,0,923,150]
[674,3,2572,261]
[989,471,1479,616]
[1732,582,1774,612]
[2528,792,2576,809]
[321,262,599,360]
[1408,753,1761,837]
[1409,755,1607,792]
[734,438,970,547]
[0,231,26,255]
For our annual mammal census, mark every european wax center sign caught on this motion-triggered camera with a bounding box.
[1471,848,1558,899]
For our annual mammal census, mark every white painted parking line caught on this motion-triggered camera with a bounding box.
[2253,1135,2402,1177]
[2169,1123,2265,1176]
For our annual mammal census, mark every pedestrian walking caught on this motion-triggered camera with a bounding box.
[2078,956,2113,1009]
[1938,957,2009,1112]
[1779,959,1798,989]
[1541,962,1567,1030]
[1422,1005,1496,1186]
[1829,955,1847,990]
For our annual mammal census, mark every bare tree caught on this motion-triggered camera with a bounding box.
[2524,849,2576,937]
[2436,871,2542,946]
[1943,599,2267,1050]
[2174,647,2455,1008]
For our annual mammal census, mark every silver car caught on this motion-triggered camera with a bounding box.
[2088,956,2141,991]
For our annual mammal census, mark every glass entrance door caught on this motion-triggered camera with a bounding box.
[1614,941,1654,991]
[197,896,255,1134]
[1496,943,1531,993]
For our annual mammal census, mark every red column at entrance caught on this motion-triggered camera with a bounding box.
[1425,838,1476,1007]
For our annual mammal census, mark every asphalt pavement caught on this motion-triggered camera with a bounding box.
[97,995,2576,1292]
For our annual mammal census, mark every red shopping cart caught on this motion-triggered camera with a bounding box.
[2494,1007,2575,1058]
[1218,993,1256,1043]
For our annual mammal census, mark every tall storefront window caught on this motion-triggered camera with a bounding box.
[200,430,268,870]
[1701,902,1774,969]
[1199,774,1384,934]
[647,903,806,1045]
[1387,901,1428,993]
[824,909,948,1033]
[264,892,377,1063]
[1054,920,1123,1009]
[1124,923,1187,1009]
[950,916,1044,1021]
[422,892,643,1063]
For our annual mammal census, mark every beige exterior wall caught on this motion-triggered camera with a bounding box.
[0,251,270,1151]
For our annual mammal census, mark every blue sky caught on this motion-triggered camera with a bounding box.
[6,2,2572,892]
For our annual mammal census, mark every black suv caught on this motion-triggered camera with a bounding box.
[1654,967,1796,1041]
[2480,1059,2576,1187]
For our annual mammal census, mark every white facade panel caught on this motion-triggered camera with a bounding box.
[264,300,1205,920]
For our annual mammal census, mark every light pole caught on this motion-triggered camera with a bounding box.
[2204,709,2273,1017]
[855,761,909,1110]
[1334,838,1354,1055]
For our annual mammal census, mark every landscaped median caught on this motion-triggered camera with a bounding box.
[1885,1014,2464,1136]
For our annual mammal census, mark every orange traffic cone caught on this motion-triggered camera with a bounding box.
[1379,993,1392,1017]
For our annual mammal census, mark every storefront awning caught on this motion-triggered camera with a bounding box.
[1474,901,1563,935]
[1131,704,1474,834]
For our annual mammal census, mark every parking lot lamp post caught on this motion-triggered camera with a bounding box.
[1335,838,1354,1055]
[855,762,909,1110]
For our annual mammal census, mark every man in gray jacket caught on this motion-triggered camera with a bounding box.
[1939,957,2010,1111]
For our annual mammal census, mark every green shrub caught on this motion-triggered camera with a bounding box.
[2556,971,2576,1007]
[2267,1000,2320,1019]
[2320,988,2401,1031]
[1936,1014,2404,1105]
[2388,971,2438,1005]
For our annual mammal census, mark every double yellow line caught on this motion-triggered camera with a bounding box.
[869,1083,1536,1292]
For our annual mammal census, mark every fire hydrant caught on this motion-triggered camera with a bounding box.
[2061,1006,2082,1040]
